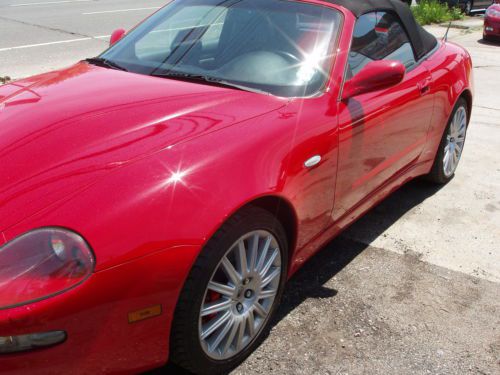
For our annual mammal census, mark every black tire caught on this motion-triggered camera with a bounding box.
[483,34,493,43]
[425,98,468,184]
[169,206,288,375]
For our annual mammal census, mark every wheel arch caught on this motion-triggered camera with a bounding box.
[217,194,299,277]
[247,195,298,261]
[459,88,473,124]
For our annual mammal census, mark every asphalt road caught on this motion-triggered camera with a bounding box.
[1,4,499,375]
[0,0,166,78]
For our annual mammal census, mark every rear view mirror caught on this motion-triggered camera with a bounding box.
[342,60,405,100]
[110,29,126,46]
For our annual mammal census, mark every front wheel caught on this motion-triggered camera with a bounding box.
[425,98,468,184]
[169,207,288,375]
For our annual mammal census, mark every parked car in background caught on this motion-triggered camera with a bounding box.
[445,0,493,15]
[0,0,474,374]
[484,1,500,39]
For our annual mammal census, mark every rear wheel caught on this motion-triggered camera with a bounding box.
[169,207,288,375]
[426,98,468,184]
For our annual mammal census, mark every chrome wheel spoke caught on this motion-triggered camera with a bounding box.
[235,318,246,351]
[199,230,281,360]
[236,241,248,276]
[261,267,280,288]
[253,302,267,318]
[443,106,467,178]
[255,236,272,272]
[209,316,234,353]
[259,248,279,278]
[259,289,277,300]
[247,310,256,337]
[201,298,231,317]
[201,311,231,340]
[221,257,242,285]
[208,281,236,298]
[222,317,239,355]
[248,234,259,272]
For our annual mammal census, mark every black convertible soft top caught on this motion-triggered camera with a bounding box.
[326,0,437,59]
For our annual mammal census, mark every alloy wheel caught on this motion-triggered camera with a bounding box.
[198,230,282,360]
[443,106,467,178]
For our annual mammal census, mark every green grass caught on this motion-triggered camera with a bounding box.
[412,0,464,25]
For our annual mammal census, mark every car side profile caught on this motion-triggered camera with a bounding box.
[445,0,493,15]
[0,0,473,374]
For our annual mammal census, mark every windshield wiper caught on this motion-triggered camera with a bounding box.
[85,57,128,72]
[151,71,270,95]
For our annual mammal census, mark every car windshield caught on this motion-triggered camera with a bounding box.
[99,0,342,97]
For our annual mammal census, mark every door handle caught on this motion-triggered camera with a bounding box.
[418,78,431,96]
[419,84,430,95]
[304,155,322,168]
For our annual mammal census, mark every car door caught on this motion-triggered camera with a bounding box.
[333,11,434,222]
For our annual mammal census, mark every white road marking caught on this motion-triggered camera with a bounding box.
[0,37,103,52]
[83,7,160,15]
[10,0,92,6]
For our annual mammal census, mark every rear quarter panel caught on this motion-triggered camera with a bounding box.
[420,41,474,164]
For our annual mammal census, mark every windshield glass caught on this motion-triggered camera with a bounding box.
[100,0,342,97]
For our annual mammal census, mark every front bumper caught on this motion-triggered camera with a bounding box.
[0,244,200,374]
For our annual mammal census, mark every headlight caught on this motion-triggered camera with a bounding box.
[0,228,95,310]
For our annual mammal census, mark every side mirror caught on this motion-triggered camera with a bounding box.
[110,29,126,46]
[342,60,405,100]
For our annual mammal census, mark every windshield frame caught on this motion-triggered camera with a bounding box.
[97,0,344,98]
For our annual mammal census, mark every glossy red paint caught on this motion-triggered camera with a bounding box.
[109,28,126,46]
[341,60,406,99]
[0,1,473,373]
[484,3,500,39]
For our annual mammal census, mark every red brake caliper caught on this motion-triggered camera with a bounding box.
[202,291,222,324]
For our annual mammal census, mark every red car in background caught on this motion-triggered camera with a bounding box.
[0,0,473,374]
[484,1,500,40]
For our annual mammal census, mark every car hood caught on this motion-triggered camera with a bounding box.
[0,62,286,233]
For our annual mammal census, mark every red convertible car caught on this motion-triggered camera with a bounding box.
[0,0,473,374]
